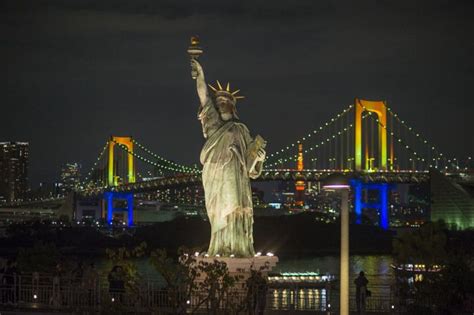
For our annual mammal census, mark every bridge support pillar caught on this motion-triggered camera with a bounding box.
[103,191,134,226]
[379,184,389,230]
[353,181,363,224]
[350,180,390,230]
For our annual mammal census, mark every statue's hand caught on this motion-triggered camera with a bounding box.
[256,148,266,162]
[191,59,204,79]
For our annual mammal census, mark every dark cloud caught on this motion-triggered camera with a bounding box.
[1,0,473,184]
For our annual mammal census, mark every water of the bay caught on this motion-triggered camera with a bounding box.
[275,255,394,285]
[96,255,394,284]
[269,255,395,310]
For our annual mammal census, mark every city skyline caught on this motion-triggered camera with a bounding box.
[2,0,473,185]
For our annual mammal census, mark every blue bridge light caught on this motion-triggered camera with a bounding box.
[350,179,390,230]
[104,191,134,227]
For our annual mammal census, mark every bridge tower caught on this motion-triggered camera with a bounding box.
[295,143,305,206]
[108,136,136,186]
[104,136,136,226]
[354,98,388,172]
[353,99,391,229]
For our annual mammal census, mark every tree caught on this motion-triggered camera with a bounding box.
[17,241,61,273]
[393,221,474,314]
[393,221,448,270]
[104,241,147,313]
[150,248,242,314]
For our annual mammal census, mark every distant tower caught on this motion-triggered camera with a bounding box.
[295,143,305,206]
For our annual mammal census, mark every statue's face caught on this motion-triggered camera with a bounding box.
[216,96,234,121]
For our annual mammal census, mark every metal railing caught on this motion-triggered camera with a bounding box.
[0,274,403,313]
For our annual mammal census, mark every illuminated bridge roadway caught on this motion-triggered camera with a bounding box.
[79,169,441,197]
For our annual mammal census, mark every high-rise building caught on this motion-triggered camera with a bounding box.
[0,142,29,203]
[59,162,81,193]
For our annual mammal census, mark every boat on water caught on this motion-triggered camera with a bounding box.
[391,263,442,273]
[267,272,336,288]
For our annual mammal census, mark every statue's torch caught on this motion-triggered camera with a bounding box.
[187,36,203,80]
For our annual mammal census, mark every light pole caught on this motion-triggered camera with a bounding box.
[322,173,350,315]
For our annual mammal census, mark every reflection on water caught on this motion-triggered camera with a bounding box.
[270,288,327,311]
[269,255,394,311]
[274,255,394,281]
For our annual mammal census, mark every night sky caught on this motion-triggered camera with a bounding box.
[2,0,473,185]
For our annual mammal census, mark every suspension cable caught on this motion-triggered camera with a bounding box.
[266,104,354,163]
[82,141,110,187]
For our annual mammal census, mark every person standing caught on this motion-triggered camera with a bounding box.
[108,266,125,303]
[2,259,18,305]
[354,271,369,314]
[84,263,99,306]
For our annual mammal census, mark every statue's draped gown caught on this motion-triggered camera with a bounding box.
[198,98,263,257]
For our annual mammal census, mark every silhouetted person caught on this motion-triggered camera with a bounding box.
[84,263,99,305]
[72,261,84,285]
[0,260,7,304]
[256,275,268,315]
[354,271,369,314]
[108,266,125,302]
[1,259,18,305]
[50,262,63,307]
[246,270,268,315]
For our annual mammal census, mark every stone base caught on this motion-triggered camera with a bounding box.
[195,256,278,284]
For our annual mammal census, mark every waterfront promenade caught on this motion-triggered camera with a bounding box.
[0,273,400,314]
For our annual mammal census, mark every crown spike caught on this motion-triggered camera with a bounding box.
[207,84,217,92]
[209,80,244,102]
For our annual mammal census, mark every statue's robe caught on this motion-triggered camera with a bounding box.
[198,98,263,257]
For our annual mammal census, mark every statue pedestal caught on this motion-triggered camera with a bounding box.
[195,256,278,285]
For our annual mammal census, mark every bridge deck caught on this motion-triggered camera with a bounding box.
[80,169,434,196]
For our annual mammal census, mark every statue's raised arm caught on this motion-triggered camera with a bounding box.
[191,59,209,107]
[192,59,222,140]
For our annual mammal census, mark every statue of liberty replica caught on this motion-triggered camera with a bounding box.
[189,37,266,258]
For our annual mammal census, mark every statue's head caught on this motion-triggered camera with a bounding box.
[208,80,244,121]
[216,95,237,121]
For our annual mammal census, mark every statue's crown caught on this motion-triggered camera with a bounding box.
[208,80,245,105]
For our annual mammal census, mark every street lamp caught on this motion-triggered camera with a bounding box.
[322,173,350,315]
